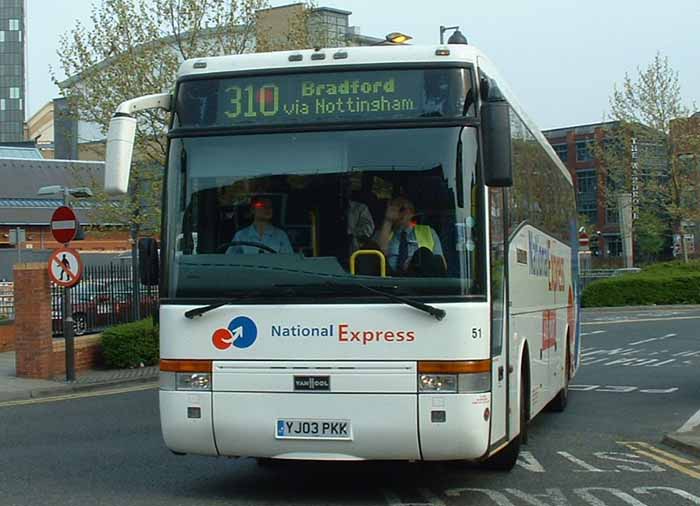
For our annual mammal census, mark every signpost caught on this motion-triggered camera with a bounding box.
[9,227,25,263]
[49,205,81,382]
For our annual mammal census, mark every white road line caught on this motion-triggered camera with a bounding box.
[581,330,607,336]
[678,408,700,433]
[582,315,700,326]
[628,338,657,346]
[650,359,676,367]
[629,333,676,346]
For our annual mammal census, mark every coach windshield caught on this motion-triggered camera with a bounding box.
[163,126,484,302]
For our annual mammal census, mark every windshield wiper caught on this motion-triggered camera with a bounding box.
[276,281,446,321]
[183,288,288,319]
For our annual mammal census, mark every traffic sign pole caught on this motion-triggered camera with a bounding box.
[50,196,81,382]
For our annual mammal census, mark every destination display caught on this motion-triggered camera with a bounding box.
[175,68,473,128]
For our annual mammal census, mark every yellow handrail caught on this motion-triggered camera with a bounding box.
[350,250,387,277]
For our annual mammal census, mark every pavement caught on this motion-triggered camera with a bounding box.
[0,350,158,403]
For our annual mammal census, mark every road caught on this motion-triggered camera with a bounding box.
[2,308,700,506]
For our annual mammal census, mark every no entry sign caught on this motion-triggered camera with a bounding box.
[51,206,78,244]
[48,247,83,288]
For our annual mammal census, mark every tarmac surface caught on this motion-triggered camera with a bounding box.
[2,306,700,506]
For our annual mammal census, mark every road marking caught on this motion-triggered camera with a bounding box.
[618,441,700,479]
[582,315,700,326]
[571,385,678,394]
[629,333,676,346]
[626,442,693,464]
[634,487,700,504]
[678,407,700,433]
[581,330,607,336]
[557,451,611,472]
[0,383,157,408]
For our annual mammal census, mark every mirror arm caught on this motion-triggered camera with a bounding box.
[115,93,172,116]
[104,93,172,195]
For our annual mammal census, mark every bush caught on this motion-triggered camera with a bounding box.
[582,262,700,307]
[101,319,159,369]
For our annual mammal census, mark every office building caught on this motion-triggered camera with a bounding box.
[0,0,25,142]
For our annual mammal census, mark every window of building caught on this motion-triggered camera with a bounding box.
[577,169,597,195]
[0,31,5,42]
[576,139,594,162]
[0,99,5,111]
[605,205,618,224]
[578,201,598,225]
[9,19,19,31]
[552,143,568,162]
[605,235,622,257]
[9,87,19,99]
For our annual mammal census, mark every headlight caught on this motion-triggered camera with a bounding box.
[176,372,211,391]
[419,374,457,392]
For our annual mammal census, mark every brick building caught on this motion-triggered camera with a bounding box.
[0,154,129,252]
[543,121,624,260]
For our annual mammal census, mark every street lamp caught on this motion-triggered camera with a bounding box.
[439,25,468,45]
[38,185,94,202]
[372,31,413,46]
[36,184,93,382]
[385,32,412,44]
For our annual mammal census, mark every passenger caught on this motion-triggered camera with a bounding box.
[373,196,446,276]
[227,196,293,254]
[347,199,375,252]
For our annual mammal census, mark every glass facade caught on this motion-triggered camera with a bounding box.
[0,0,25,142]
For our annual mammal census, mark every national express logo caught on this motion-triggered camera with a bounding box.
[212,317,417,350]
[212,316,258,350]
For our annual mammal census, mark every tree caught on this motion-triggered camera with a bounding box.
[54,0,312,237]
[598,53,699,262]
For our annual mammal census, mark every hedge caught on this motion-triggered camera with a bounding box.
[101,319,159,369]
[582,267,700,307]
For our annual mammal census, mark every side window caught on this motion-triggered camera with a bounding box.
[506,108,576,244]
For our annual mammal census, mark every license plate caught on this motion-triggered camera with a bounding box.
[275,419,352,440]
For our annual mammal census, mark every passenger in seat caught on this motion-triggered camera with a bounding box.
[348,200,375,252]
[372,196,446,277]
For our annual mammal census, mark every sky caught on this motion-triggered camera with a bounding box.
[26,0,700,130]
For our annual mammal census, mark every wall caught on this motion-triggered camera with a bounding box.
[51,334,102,377]
[0,320,15,352]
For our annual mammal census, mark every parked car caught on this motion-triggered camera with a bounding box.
[52,281,157,336]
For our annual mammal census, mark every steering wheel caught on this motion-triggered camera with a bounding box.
[218,240,278,254]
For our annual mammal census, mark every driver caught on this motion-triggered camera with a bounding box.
[227,196,293,254]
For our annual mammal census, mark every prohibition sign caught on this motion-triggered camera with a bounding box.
[50,206,78,244]
[48,247,83,288]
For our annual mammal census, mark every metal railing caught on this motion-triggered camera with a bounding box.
[0,282,13,321]
[52,263,158,337]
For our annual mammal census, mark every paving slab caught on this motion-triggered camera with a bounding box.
[0,351,157,402]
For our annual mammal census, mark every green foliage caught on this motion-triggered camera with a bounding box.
[635,211,669,261]
[54,0,313,237]
[101,319,159,369]
[582,260,700,307]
